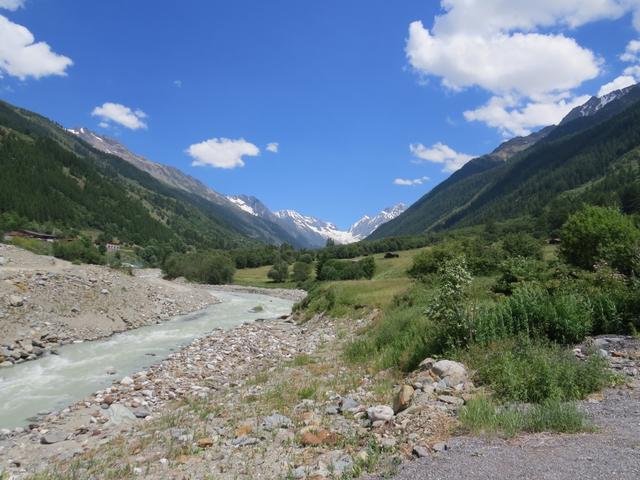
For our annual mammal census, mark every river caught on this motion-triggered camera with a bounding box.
[0,290,295,429]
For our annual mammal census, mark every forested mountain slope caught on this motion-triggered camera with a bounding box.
[0,100,301,249]
[371,85,640,238]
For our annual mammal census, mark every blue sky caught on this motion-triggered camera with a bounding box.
[2,1,640,228]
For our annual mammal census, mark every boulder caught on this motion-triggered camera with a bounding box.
[104,404,137,426]
[40,431,68,444]
[367,405,394,422]
[393,385,415,413]
[262,413,293,431]
[120,376,134,386]
[413,445,430,458]
[431,360,467,386]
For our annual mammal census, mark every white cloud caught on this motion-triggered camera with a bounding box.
[410,142,474,172]
[598,74,637,96]
[173,79,182,88]
[0,15,72,79]
[187,138,260,169]
[91,102,148,130]
[394,176,430,186]
[402,1,640,136]
[464,93,591,137]
[407,22,600,97]
[0,0,25,10]
[620,39,640,62]
[266,142,279,153]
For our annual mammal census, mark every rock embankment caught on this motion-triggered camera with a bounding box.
[0,243,216,366]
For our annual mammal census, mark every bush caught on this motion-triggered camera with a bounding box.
[463,339,612,403]
[163,251,235,284]
[316,257,376,281]
[460,397,589,437]
[408,244,457,279]
[292,261,312,283]
[492,257,548,295]
[53,237,105,265]
[267,260,289,283]
[560,206,640,274]
[472,285,594,345]
[502,232,543,259]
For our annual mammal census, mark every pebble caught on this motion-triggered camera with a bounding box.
[367,405,395,422]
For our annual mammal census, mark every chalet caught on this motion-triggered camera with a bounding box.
[3,230,60,242]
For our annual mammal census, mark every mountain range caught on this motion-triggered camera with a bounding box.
[371,84,640,239]
[67,128,404,248]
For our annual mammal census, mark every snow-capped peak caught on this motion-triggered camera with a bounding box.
[226,195,259,216]
[560,84,636,125]
[348,203,406,239]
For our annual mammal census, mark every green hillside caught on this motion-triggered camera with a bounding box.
[0,100,301,250]
[371,87,640,239]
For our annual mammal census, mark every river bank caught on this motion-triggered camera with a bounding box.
[0,243,219,366]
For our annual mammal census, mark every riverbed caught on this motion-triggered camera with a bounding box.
[0,290,294,429]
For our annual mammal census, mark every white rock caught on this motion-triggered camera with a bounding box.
[120,376,134,386]
[367,405,394,422]
[431,360,467,386]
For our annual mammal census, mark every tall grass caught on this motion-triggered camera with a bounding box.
[463,339,612,403]
[460,397,590,437]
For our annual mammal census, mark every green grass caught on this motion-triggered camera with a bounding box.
[462,339,613,403]
[8,237,53,255]
[460,396,591,437]
[233,264,298,289]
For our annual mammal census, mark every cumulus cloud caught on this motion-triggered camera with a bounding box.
[266,142,279,153]
[394,176,430,186]
[92,103,148,130]
[0,15,72,79]
[410,142,474,172]
[403,1,640,136]
[187,138,260,169]
[464,93,591,137]
[598,74,637,96]
[0,0,26,10]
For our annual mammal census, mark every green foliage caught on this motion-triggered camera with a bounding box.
[267,259,290,283]
[560,206,640,274]
[472,285,594,345]
[463,339,612,403]
[425,257,474,351]
[460,397,589,437]
[9,237,52,256]
[492,256,548,295]
[292,261,312,283]
[316,257,376,281]
[53,237,105,265]
[163,251,235,284]
[502,232,543,259]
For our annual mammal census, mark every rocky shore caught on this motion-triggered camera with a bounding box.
[0,244,217,367]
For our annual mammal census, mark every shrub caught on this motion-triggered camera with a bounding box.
[292,261,312,283]
[560,206,640,274]
[316,257,376,281]
[472,285,593,345]
[463,339,612,404]
[163,251,235,284]
[426,256,473,350]
[53,237,105,265]
[492,257,548,295]
[502,232,543,259]
[408,244,457,279]
[267,260,289,283]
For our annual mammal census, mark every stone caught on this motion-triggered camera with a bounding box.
[101,289,109,295]
[437,394,464,406]
[104,404,137,426]
[0,361,12,368]
[300,429,340,446]
[131,407,151,418]
[196,437,214,448]
[40,431,68,444]
[367,405,394,422]
[380,437,397,449]
[262,413,293,431]
[413,445,430,458]
[232,436,259,447]
[120,376,134,386]
[325,405,339,415]
[0,256,5,265]
[340,396,360,413]
[8,295,23,307]
[393,384,415,413]
[431,360,467,387]
[432,442,448,452]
